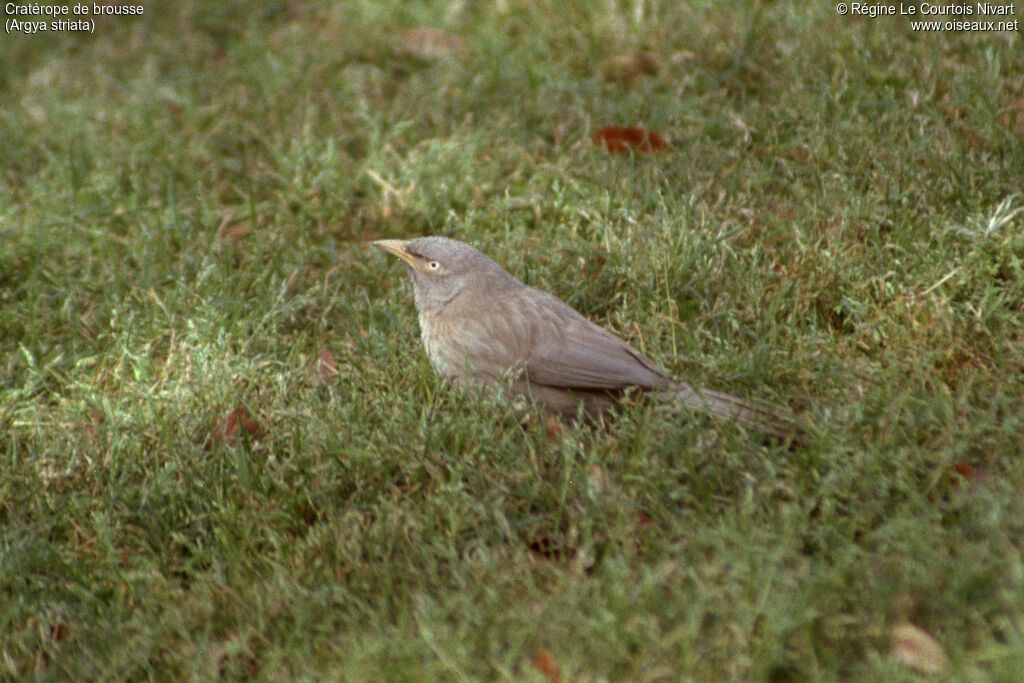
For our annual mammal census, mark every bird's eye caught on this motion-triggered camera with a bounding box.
[428,261,440,270]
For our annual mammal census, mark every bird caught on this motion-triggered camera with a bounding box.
[372,235,797,438]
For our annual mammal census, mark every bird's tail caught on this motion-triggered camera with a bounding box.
[664,382,799,440]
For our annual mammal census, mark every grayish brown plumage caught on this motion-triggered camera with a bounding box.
[373,236,796,438]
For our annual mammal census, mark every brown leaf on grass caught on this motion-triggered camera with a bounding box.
[592,126,668,153]
[530,648,563,683]
[50,622,68,642]
[635,509,653,530]
[228,406,262,440]
[399,27,467,60]
[892,622,949,675]
[602,50,661,84]
[952,462,975,480]
[84,411,105,437]
[219,221,251,242]
[949,461,996,494]
[311,346,339,382]
[208,405,263,449]
[630,510,653,552]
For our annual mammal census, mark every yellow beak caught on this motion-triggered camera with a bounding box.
[371,239,417,268]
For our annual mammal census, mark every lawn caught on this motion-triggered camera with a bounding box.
[2,0,1023,679]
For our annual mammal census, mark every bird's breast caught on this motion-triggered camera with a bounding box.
[418,310,460,381]
[418,306,520,387]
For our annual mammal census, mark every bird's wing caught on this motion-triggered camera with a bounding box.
[437,283,670,390]
[508,287,671,390]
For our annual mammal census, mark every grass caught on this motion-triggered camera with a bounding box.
[2,0,1023,679]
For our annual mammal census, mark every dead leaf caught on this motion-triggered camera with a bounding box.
[219,221,251,241]
[892,622,949,675]
[530,648,563,683]
[592,126,668,153]
[311,346,339,381]
[50,622,68,642]
[635,509,653,530]
[952,462,974,480]
[208,405,263,449]
[947,461,996,497]
[84,411,105,437]
[399,27,466,60]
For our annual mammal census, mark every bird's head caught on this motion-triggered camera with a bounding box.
[372,236,511,312]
